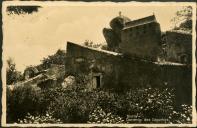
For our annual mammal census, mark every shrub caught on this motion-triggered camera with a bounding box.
[119,87,175,123]
[88,106,125,124]
[169,104,192,124]
[18,111,63,124]
[96,87,192,124]
[125,88,175,121]
[94,87,191,124]
[7,85,47,123]
[7,85,192,124]
[47,87,98,123]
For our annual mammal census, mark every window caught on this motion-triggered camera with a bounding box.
[75,57,85,63]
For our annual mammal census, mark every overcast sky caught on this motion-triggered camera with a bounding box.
[3,2,190,72]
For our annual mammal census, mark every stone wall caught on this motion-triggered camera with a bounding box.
[124,15,156,28]
[120,22,161,61]
[117,59,192,105]
[165,31,192,64]
[66,42,121,89]
[66,42,192,105]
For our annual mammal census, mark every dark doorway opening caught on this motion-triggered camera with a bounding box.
[96,76,101,88]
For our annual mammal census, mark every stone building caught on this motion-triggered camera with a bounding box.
[103,14,161,61]
[65,14,192,105]
[15,64,65,89]
[121,15,161,61]
[66,41,191,105]
[103,13,131,52]
[164,30,192,64]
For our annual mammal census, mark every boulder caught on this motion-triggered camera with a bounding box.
[61,75,76,88]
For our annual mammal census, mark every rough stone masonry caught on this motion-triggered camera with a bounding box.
[65,14,192,105]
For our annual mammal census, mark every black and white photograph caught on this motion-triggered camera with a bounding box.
[1,1,196,127]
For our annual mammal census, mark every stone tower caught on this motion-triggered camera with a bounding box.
[103,14,162,61]
[103,12,131,52]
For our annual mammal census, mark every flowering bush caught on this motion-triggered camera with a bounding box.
[6,85,47,123]
[169,104,192,124]
[47,87,98,123]
[89,87,192,124]
[123,87,175,122]
[88,106,125,124]
[95,88,174,122]
[18,111,62,124]
[7,85,192,124]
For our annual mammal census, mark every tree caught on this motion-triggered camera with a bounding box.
[84,40,105,49]
[171,6,192,32]
[6,6,41,15]
[38,49,66,70]
[6,58,23,85]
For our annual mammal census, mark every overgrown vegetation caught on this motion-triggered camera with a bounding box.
[6,86,46,123]
[18,112,62,124]
[6,49,66,86]
[7,84,192,124]
[7,6,41,15]
[6,58,23,85]
[171,6,193,33]
[36,49,66,70]
[84,40,109,51]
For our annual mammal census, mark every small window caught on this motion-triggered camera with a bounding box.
[75,57,85,63]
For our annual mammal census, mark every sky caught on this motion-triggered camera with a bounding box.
[3,2,190,72]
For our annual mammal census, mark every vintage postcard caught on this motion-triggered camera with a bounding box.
[1,1,196,127]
